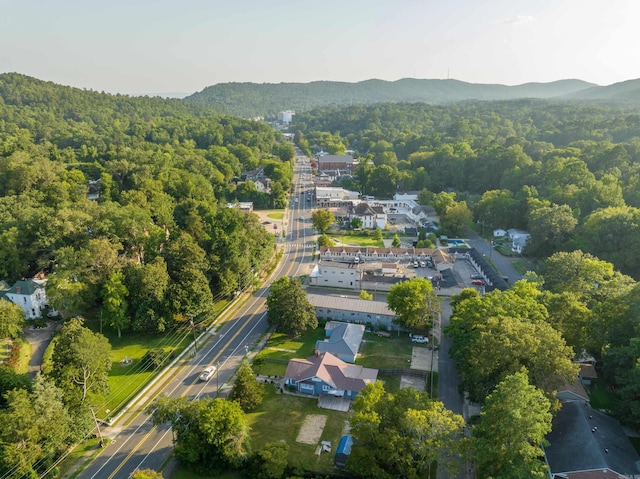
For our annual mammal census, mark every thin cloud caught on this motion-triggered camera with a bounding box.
[498,15,536,26]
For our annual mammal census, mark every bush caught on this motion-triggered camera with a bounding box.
[6,342,21,369]
[141,349,168,370]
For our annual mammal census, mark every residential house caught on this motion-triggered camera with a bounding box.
[348,202,378,230]
[315,322,365,363]
[307,293,397,330]
[506,228,530,254]
[284,352,378,399]
[544,401,640,478]
[1,278,49,319]
[493,229,507,237]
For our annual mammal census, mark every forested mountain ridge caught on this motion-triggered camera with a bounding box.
[184,78,598,116]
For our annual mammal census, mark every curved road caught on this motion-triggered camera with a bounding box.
[70,155,315,479]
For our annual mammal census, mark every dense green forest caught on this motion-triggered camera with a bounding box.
[0,73,294,325]
[292,100,640,277]
[184,77,640,117]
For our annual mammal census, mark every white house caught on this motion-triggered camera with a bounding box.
[349,203,378,229]
[1,279,50,319]
[493,229,507,237]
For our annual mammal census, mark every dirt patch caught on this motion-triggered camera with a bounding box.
[296,414,327,445]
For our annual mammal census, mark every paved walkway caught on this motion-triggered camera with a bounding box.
[23,321,59,378]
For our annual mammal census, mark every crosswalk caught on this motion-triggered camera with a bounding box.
[281,242,316,251]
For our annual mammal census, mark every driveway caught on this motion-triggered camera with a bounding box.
[466,230,525,283]
[23,321,59,378]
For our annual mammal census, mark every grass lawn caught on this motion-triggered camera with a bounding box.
[511,260,530,275]
[15,339,31,374]
[588,378,617,411]
[56,438,102,479]
[83,320,192,418]
[330,234,384,248]
[253,329,326,376]
[358,332,412,369]
[247,385,350,472]
[267,212,284,220]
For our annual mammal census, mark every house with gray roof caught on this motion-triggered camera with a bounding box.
[315,322,365,363]
[544,402,640,478]
[307,293,397,330]
[284,352,377,399]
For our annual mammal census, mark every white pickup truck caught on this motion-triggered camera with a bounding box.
[409,334,428,344]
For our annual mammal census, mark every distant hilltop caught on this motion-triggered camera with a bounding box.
[183,77,640,117]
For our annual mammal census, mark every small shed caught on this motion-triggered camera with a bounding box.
[334,435,353,469]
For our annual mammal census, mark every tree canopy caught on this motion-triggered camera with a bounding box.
[347,381,468,479]
[387,277,440,331]
[266,277,317,336]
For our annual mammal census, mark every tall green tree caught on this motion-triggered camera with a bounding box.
[387,277,439,331]
[49,317,112,407]
[266,277,317,336]
[230,360,265,412]
[473,370,552,479]
[0,299,24,340]
[0,375,73,478]
[101,269,129,337]
[348,382,468,478]
[245,441,290,479]
[311,209,335,233]
[147,396,249,475]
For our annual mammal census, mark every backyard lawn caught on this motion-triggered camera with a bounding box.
[267,212,284,220]
[330,234,384,248]
[358,332,413,369]
[252,329,326,376]
[247,385,350,472]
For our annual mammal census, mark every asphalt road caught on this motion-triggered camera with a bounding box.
[73,156,316,479]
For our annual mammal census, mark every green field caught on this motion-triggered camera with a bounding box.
[358,332,413,369]
[82,321,193,419]
[252,329,326,376]
[267,212,284,220]
[247,385,350,472]
[330,234,384,248]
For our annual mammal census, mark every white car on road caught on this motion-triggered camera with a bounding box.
[199,365,217,382]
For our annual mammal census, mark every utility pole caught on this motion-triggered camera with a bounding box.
[89,407,104,447]
[187,314,197,352]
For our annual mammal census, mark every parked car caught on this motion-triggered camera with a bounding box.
[199,365,217,382]
[470,273,483,279]
[409,334,428,344]
[471,279,485,286]
[419,261,426,267]
[413,261,419,268]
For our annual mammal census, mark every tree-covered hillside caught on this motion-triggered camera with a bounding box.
[184,78,596,117]
[0,72,291,331]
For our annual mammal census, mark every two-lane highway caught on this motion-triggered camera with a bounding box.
[75,155,317,479]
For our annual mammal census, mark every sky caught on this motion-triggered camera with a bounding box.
[1,0,639,96]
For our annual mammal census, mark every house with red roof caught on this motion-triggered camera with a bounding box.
[284,352,377,399]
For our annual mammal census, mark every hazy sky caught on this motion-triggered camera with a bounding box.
[2,0,639,95]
